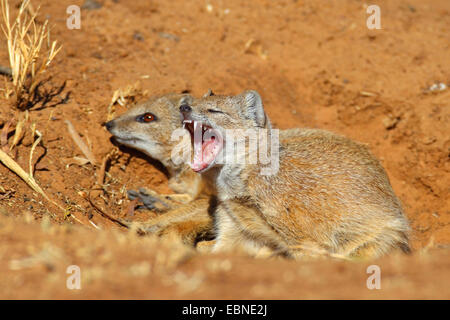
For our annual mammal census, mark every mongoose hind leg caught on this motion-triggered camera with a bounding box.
[213,201,293,258]
[336,229,411,260]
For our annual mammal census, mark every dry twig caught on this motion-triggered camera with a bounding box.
[65,120,97,166]
[87,188,129,228]
[9,111,27,151]
[0,117,13,151]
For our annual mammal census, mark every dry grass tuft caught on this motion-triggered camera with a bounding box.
[1,0,62,110]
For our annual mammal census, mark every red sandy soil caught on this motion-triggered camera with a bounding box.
[0,0,449,299]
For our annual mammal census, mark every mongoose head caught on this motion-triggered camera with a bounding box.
[105,93,192,168]
[180,90,271,173]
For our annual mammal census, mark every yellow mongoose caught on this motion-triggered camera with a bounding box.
[105,93,216,245]
[179,90,411,259]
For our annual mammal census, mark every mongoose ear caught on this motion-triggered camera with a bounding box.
[178,95,192,106]
[202,89,215,98]
[242,90,266,127]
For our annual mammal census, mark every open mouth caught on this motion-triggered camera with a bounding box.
[183,120,223,172]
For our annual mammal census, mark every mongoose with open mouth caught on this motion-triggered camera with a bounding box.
[180,90,411,259]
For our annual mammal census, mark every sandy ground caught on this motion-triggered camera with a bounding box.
[0,0,449,299]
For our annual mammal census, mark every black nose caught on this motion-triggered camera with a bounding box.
[104,120,115,131]
[179,104,192,113]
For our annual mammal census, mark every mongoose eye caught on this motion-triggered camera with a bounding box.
[207,109,224,114]
[137,113,156,123]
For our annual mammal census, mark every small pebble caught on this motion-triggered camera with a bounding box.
[82,0,102,10]
[133,32,144,41]
[158,32,180,42]
[429,83,447,92]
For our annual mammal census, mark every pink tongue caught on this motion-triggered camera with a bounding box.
[191,138,217,172]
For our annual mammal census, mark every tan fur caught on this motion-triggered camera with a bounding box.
[106,93,215,246]
[183,91,411,259]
